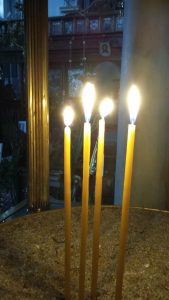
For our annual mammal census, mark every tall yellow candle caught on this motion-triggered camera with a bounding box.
[91,118,104,299]
[115,124,135,300]
[79,121,91,300]
[63,106,74,300]
[79,82,96,300]
[115,85,141,300]
[91,98,114,300]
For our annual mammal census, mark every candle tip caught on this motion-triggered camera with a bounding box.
[99,97,114,119]
[63,106,74,126]
[127,85,141,124]
[82,82,96,122]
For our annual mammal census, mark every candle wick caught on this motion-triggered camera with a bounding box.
[130,119,135,125]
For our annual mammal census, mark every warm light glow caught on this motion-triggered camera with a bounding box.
[43,97,46,108]
[63,106,74,126]
[127,85,141,124]
[99,97,114,118]
[82,82,96,122]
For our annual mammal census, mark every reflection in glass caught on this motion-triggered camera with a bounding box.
[115,16,124,31]
[76,19,85,33]
[52,21,62,35]
[68,68,84,97]
[63,0,78,7]
[0,0,4,18]
[48,69,62,98]
[65,21,73,34]
[89,19,99,32]
[103,17,114,32]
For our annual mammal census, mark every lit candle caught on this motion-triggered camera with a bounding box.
[79,82,96,300]
[63,106,74,300]
[115,85,141,300]
[91,98,114,300]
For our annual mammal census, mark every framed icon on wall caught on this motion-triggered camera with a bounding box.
[89,19,99,32]
[64,21,73,34]
[68,68,84,97]
[103,17,114,32]
[99,41,111,57]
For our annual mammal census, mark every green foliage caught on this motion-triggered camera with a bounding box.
[0,1,24,49]
[0,20,24,49]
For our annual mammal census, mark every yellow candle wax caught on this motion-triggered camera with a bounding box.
[64,125,71,300]
[79,121,91,300]
[115,124,136,300]
[91,118,105,299]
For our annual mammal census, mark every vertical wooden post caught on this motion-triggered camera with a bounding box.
[25,0,49,210]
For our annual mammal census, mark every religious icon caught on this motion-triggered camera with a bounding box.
[116,16,124,31]
[89,19,99,32]
[65,21,73,34]
[103,17,113,32]
[99,41,111,57]
[68,68,84,97]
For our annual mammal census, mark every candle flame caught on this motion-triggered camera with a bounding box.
[127,85,141,124]
[99,97,114,118]
[63,106,74,126]
[82,82,96,122]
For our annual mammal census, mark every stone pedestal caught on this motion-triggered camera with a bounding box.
[115,0,169,209]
